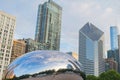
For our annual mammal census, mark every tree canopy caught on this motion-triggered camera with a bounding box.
[86,70,120,80]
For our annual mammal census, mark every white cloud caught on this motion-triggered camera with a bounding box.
[60,0,119,53]
[106,8,113,13]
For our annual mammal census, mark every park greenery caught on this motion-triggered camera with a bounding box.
[86,70,120,80]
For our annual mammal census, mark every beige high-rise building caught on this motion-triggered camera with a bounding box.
[11,40,26,62]
[0,11,16,80]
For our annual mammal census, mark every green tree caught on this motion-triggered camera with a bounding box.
[80,71,86,80]
[86,75,98,80]
[99,70,120,80]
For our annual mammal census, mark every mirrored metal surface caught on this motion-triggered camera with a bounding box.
[3,50,83,80]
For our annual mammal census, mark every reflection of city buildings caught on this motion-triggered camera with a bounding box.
[35,0,62,50]
[11,40,26,62]
[105,58,118,72]
[67,52,78,60]
[0,11,16,80]
[110,26,118,50]
[5,70,14,79]
[79,22,105,76]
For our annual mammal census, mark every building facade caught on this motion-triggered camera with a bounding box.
[0,11,16,80]
[67,52,78,60]
[11,40,26,62]
[110,26,118,50]
[105,58,118,72]
[79,22,105,76]
[23,38,46,53]
[119,35,120,50]
[35,0,62,50]
[118,35,120,73]
[107,49,119,65]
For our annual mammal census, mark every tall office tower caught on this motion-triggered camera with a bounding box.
[35,0,62,50]
[0,11,16,80]
[118,35,120,72]
[79,22,105,76]
[110,26,118,50]
[11,40,26,62]
[119,35,120,49]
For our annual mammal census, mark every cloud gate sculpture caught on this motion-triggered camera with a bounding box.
[3,50,83,80]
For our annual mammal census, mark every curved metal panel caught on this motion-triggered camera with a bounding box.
[3,50,83,80]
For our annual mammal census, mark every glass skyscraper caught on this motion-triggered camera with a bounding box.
[35,0,62,50]
[79,22,105,76]
[110,26,118,50]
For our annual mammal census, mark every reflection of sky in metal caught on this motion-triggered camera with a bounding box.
[8,50,82,77]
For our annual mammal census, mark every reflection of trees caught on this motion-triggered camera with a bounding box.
[57,69,74,73]
[4,75,20,80]
[56,69,86,80]
[4,69,85,80]
[56,69,82,73]
[18,69,56,79]
[4,69,56,80]
[32,69,55,77]
[3,64,19,80]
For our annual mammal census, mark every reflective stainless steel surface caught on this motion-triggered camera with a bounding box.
[3,50,83,80]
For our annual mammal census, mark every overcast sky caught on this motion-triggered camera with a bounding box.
[0,0,120,54]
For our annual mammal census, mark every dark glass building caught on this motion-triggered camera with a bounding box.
[107,49,119,63]
[107,49,119,72]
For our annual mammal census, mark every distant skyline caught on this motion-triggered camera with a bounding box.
[0,0,120,53]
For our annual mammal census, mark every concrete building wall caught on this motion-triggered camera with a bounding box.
[0,11,16,80]
[11,40,26,62]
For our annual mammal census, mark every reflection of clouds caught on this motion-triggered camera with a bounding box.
[45,55,66,63]
[42,51,78,66]
[7,51,82,77]
[29,54,44,59]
